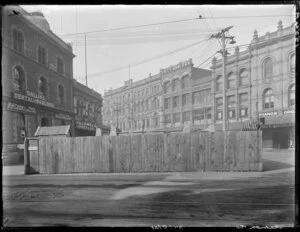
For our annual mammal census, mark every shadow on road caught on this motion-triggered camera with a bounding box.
[262,159,294,172]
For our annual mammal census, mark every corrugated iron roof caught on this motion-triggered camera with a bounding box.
[34,125,71,136]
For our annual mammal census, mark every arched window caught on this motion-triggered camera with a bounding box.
[239,68,248,86]
[58,84,65,105]
[227,72,236,89]
[38,76,47,97]
[263,58,273,79]
[263,88,274,109]
[12,29,24,53]
[13,66,26,92]
[288,84,295,106]
[41,117,49,127]
[290,53,295,75]
[172,79,179,92]
[216,75,222,91]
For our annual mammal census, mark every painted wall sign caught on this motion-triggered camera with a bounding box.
[258,111,278,117]
[13,92,54,108]
[75,121,96,131]
[7,102,36,114]
[283,109,295,114]
[56,113,72,121]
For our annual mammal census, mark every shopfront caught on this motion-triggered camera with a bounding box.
[259,109,295,149]
[75,120,96,136]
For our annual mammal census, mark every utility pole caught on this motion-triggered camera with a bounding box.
[85,34,88,87]
[210,26,236,157]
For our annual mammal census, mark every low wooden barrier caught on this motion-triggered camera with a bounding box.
[33,131,262,174]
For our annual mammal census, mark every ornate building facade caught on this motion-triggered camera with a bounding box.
[211,21,295,149]
[102,59,212,132]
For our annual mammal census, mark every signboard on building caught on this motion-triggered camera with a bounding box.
[13,91,54,108]
[258,111,278,117]
[75,121,96,131]
[56,113,72,121]
[7,102,36,114]
[283,109,295,114]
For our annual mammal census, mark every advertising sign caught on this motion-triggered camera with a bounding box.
[56,113,72,121]
[75,121,96,131]
[7,102,36,114]
[13,91,54,108]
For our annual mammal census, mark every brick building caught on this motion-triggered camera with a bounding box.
[211,21,295,149]
[2,6,75,163]
[102,59,212,132]
[73,80,106,136]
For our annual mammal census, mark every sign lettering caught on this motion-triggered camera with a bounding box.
[259,111,278,117]
[7,102,36,114]
[75,121,96,131]
[283,109,295,114]
[56,113,72,121]
[13,92,54,108]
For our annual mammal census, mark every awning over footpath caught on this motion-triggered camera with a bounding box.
[34,125,71,136]
[260,113,295,128]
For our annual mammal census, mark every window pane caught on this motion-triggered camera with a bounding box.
[264,59,273,78]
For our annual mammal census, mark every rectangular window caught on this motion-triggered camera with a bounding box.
[182,93,189,106]
[217,111,223,120]
[173,113,180,123]
[164,114,171,124]
[173,96,179,108]
[216,97,223,108]
[240,108,248,117]
[182,75,189,89]
[205,108,212,119]
[154,117,159,127]
[192,91,201,104]
[183,111,190,122]
[193,109,202,122]
[164,98,170,109]
[239,93,248,117]
[227,95,236,119]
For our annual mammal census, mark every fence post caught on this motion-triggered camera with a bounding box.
[24,138,30,175]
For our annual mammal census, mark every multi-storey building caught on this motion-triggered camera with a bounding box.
[2,6,75,163]
[211,21,295,149]
[102,59,212,132]
[73,80,107,136]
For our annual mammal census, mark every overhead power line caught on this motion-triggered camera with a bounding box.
[59,14,292,37]
[75,39,209,80]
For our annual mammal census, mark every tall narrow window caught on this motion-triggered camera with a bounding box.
[172,79,179,92]
[38,45,47,65]
[290,53,295,75]
[181,75,189,89]
[13,66,26,92]
[183,111,190,123]
[173,96,179,108]
[182,93,189,106]
[227,95,236,119]
[288,84,295,107]
[239,93,248,117]
[216,75,222,91]
[239,68,248,86]
[173,113,180,124]
[58,84,65,105]
[263,58,273,79]
[12,29,24,53]
[263,88,274,109]
[38,76,47,97]
[227,72,236,89]
[57,57,64,75]
[216,97,223,120]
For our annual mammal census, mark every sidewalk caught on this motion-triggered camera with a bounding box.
[2,165,24,176]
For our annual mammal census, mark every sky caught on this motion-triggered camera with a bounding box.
[21,5,295,95]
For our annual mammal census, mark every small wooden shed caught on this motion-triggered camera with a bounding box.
[34,125,71,137]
